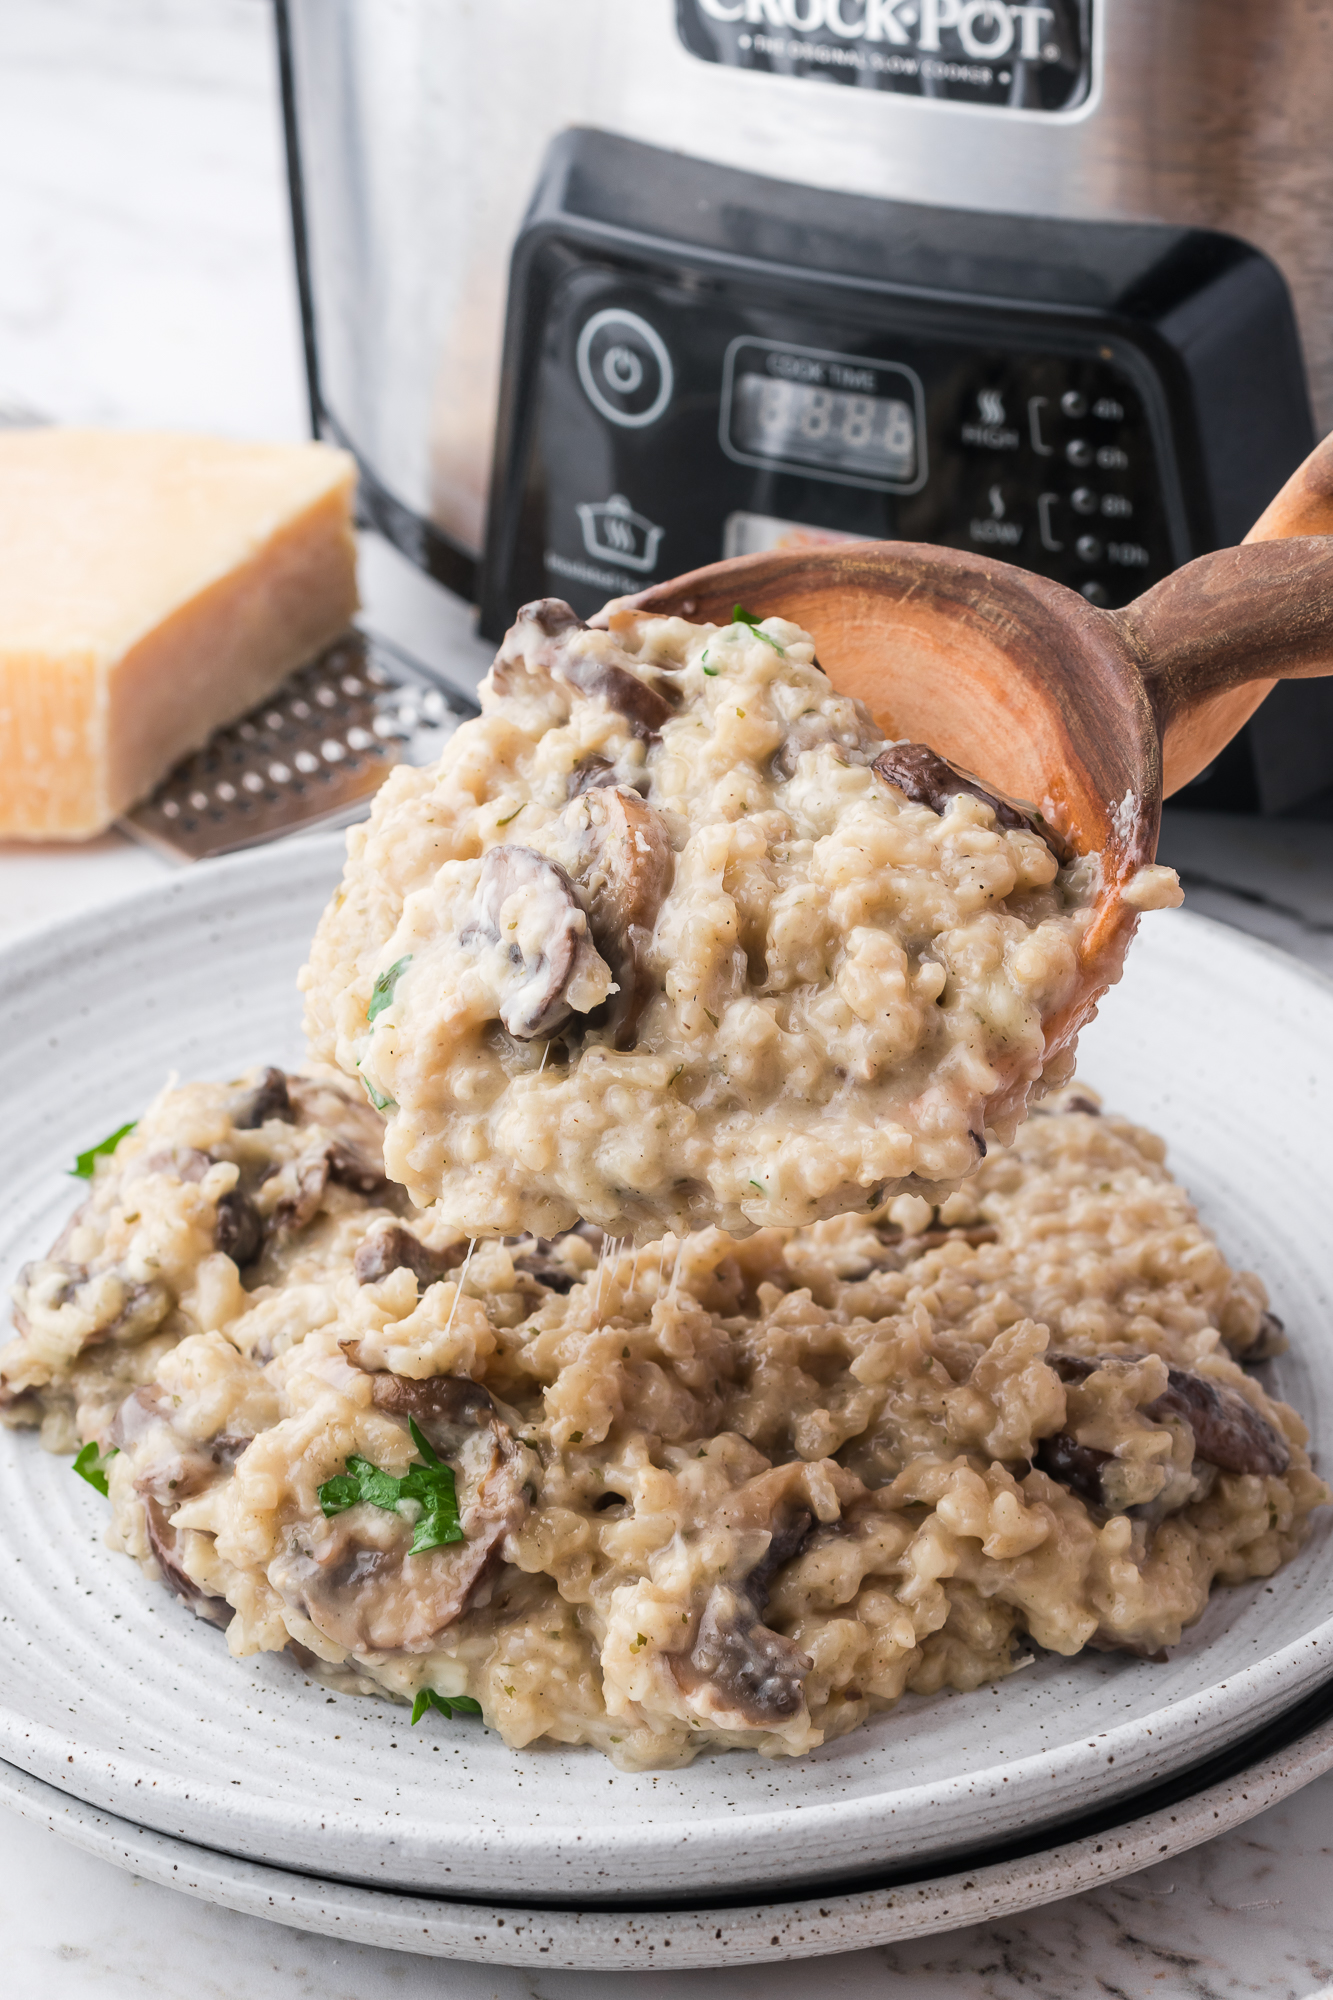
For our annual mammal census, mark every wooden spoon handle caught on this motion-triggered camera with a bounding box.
[1122,426,1333,793]
[1120,536,1333,792]
[1244,427,1333,543]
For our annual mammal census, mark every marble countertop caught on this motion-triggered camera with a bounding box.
[2,3,1333,1994]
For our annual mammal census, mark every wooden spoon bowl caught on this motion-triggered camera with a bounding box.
[608,432,1333,1117]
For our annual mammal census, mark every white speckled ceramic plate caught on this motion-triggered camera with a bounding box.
[5,1691,1333,1969]
[1,837,1332,1906]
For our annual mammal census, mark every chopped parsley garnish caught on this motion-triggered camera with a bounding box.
[356,1063,396,1113]
[701,649,719,676]
[73,1441,118,1496]
[367,954,413,1024]
[70,1121,136,1180]
[318,1418,463,1555]
[411,1687,482,1725]
[732,603,785,656]
[749,1180,764,1193]
[495,802,523,827]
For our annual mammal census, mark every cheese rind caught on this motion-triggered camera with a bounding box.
[0,429,359,838]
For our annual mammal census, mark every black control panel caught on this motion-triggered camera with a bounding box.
[508,269,1184,623]
[482,130,1313,651]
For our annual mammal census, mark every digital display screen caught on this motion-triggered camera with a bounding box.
[730,371,917,482]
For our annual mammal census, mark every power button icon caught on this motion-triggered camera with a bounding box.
[576,308,673,429]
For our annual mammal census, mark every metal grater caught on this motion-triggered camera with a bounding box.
[121,627,480,864]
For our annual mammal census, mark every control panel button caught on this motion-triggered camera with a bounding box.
[1081,581,1111,607]
[1060,389,1087,418]
[1065,438,1093,468]
[1071,486,1097,514]
[1076,533,1102,562]
[576,308,674,429]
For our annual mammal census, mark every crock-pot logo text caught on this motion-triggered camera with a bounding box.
[677,0,1092,111]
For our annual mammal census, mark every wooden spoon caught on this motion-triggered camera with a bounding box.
[606,430,1333,1127]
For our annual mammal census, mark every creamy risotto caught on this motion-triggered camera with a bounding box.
[3,1066,1319,1771]
[300,600,1173,1240]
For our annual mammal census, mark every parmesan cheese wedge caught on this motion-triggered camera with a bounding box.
[0,428,359,838]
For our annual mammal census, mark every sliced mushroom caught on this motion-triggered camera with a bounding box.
[513,597,585,641]
[215,1188,265,1268]
[873,743,1072,864]
[12,1256,86,1311]
[461,844,610,1041]
[558,787,674,1048]
[672,1497,814,1729]
[285,1073,388,1156]
[560,651,675,740]
[342,1353,506,1461]
[741,1501,814,1610]
[1248,1310,1287,1361]
[232,1066,293,1130]
[1037,1352,1291,1506]
[508,1234,582,1294]
[674,1585,812,1726]
[494,599,674,740]
[276,1364,529,1654]
[568,754,618,797]
[268,1137,392,1235]
[277,1510,503,1655]
[1147,1366,1290,1477]
[353,1223,467,1289]
[269,1148,333,1233]
[326,1139,392,1197]
[112,1384,255,1503]
[108,1383,166,1450]
[26,1266,174,1352]
[1033,1429,1114,1509]
[142,1497,232,1627]
[771,704,878,782]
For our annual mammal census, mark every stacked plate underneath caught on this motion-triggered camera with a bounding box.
[2,840,1331,1968]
